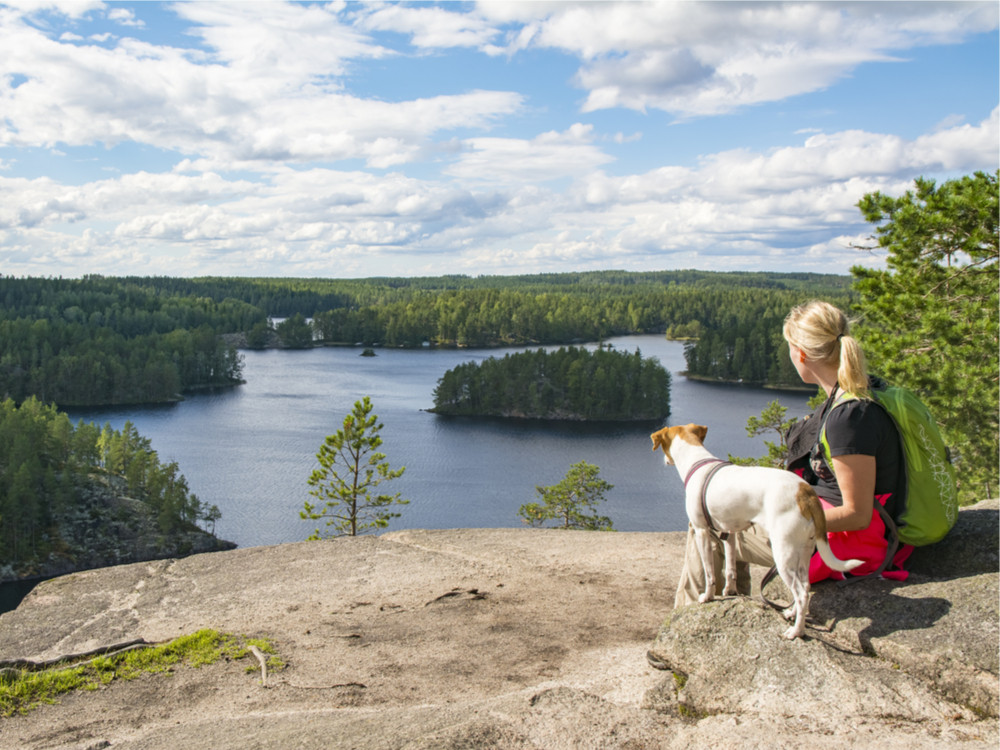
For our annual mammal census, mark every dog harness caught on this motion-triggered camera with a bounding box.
[683,458,732,539]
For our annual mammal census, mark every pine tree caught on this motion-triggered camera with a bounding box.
[728,400,800,468]
[852,171,998,502]
[518,461,614,530]
[302,397,408,538]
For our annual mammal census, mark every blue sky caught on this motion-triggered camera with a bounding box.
[1,1,997,279]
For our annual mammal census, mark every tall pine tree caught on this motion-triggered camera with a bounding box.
[852,171,998,503]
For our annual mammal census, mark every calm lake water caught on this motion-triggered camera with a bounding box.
[65,336,813,548]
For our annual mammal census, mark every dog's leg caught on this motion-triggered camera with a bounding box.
[720,534,738,596]
[784,575,810,640]
[771,539,810,639]
[693,527,716,603]
[790,543,814,636]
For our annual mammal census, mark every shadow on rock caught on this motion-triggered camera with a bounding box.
[809,578,951,652]
[908,504,999,580]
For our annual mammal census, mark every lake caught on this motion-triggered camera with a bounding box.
[66,335,814,548]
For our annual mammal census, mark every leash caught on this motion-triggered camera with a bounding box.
[684,458,732,539]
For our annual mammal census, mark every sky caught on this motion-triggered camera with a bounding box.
[0,1,997,280]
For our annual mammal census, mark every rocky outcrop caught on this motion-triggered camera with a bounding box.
[1,475,235,585]
[0,501,995,750]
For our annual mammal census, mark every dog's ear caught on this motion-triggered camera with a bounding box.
[650,428,670,453]
[691,424,708,443]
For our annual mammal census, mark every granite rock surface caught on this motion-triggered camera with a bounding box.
[1,501,996,750]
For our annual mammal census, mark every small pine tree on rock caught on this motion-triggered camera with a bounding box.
[519,461,614,531]
[301,397,407,538]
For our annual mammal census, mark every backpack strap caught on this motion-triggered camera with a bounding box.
[812,385,853,477]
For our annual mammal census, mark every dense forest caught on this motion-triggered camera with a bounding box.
[431,346,671,421]
[0,276,254,406]
[0,270,851,409]
[80,269,850,321]
[0,397,226,578]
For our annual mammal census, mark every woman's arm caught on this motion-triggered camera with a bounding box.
[824,454,876,532]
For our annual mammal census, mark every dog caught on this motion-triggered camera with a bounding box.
[651,423,862,639]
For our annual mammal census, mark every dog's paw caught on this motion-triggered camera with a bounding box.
[781,605,796,621]
[698,591,714,604]
[723,583,738,596]
[783,624,805,639]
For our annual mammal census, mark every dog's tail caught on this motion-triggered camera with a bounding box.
[797,483,864,573]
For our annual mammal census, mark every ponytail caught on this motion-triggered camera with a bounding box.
[783,300,871,400]
[836,334,870,400]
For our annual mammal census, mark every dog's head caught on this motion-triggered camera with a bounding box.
[649,424,708,465]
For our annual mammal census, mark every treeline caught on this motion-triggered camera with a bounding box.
[0,271,850,407]
[0,397,221,576]
[0,276,257,406]
[431,346,671,421]
[98,270,851,319]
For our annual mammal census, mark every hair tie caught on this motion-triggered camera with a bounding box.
[836,333,845,341]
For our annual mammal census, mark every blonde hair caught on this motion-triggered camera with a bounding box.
[783,300,870,399]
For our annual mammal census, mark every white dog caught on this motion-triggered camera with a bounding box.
[651,423,862,639]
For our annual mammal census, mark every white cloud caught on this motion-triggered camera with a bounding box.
[479,1,999,118]
[612,131,642,144]
[0,3,523,168]
[444,123,614,183]
[6,108,993,277]
[107,7,143,28]
[909,106,999,171]
[175,1,383,79]
[357,3,500,49]
[1,1,102,20]
[0,2,994,279]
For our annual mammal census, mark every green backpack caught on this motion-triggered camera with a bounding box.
[818,381,959,548]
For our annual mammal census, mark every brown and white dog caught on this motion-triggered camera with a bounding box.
[651,423,862,639]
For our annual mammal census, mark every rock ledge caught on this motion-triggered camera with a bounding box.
[0,501,996,749]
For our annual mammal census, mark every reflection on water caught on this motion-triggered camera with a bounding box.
[66,336,813,549]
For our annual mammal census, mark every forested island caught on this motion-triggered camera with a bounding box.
[0,398,231,581]
[431,346,671,421]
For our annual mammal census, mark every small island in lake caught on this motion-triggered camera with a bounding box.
[430,346,671,421]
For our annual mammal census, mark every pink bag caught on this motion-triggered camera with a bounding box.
[809,494,913,583]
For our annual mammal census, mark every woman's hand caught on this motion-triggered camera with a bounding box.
[824,454,876,532]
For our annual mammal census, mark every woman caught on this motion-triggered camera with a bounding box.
[674,300,909,609]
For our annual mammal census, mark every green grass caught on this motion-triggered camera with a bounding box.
[0,629,282,716]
